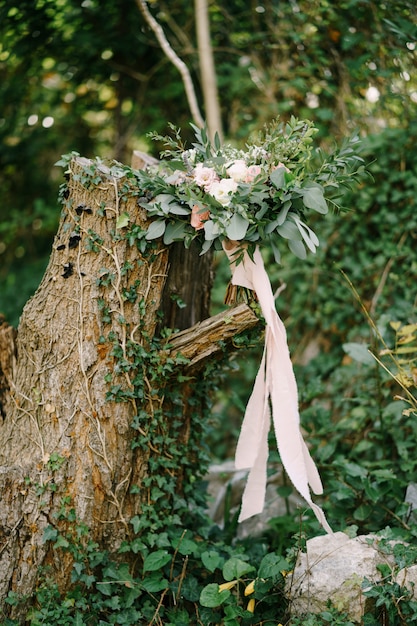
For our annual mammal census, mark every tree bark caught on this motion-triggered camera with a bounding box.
[195,0,223,141]
[0,157,260,619]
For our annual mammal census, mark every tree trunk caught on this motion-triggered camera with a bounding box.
[195,0,223,141]
[0,157,260,620]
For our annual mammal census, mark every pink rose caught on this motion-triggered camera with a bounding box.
[191,204,210,230]
[245,164,262,182]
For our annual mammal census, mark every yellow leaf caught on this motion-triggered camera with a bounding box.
[219,580,237,592]
[244,580,255,596]
[399,324,417,335]
[397,334,417,345]
[247,598,255,613]
[390,321,402,331]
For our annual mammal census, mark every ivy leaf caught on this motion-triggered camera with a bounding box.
[141,572,169,592]
[222,557,255,581]
[116,212,130,229]
[54,535,70,549]
[145,220,166,240]
[301,184,328,214]
[73,612,85,626]
[226,213,249,240]
[201,550,223,573]
[171,536,198,556]
[199,583,231,608]
[43,526,58,542]
[143,550,171,572]
[258,553,290,580]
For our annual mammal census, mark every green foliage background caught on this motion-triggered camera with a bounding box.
[1,1,417,624]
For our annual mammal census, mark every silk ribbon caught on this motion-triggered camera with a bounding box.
[222,241,332,534]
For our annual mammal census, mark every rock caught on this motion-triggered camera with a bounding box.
[405,483,417,525]
[286,531,398,623]
[396,564,417,597]
[206,461,305,539]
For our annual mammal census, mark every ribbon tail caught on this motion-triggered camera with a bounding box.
[268,328,332,532]
[235,347,267,469]
[223,241,332,533]
[238,399,270,522]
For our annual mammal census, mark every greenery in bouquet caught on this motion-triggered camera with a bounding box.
[135,117,365,263]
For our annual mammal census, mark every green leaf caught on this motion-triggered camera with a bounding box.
[288,238,307,259]
[74,612,86,626]
[124,585,142,607]
[171,536,198,556]
[168,203,190,216]
[143,550,171,572]
[201,550,223,573]
[145,219,166,240]
[199,583,231,608]
[291,215,320,252]
[301,185,328,214]
[270,238,281,264]
[97,582,113,596]
[141,572,169,593]
[276,220,302,240]
[116,212,130,229]
[343,342,375,365]
[353,504,373,521]
[270,167,286,189]
[54,535,70,549]
[258,553,290,580]
[181,574,200,602]
[226,213,249,241]
[43,526,58,543]
[154,193,175,214]
[163,220,188,245]
[222,557,255,581]
[203,219,220,241]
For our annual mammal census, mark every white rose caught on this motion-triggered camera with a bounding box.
[208,178,238,206]
[226,159,248,182]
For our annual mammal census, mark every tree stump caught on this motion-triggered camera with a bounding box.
[0,156,260,619]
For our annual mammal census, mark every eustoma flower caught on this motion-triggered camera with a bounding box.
[194,163,218,191]
[226,159,248,182]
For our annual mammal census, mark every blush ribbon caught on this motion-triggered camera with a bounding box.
[222,241,332,534]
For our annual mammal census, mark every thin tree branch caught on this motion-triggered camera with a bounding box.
[136,0,205,128]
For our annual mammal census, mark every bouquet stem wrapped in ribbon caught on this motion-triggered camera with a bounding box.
[223,240,332,533]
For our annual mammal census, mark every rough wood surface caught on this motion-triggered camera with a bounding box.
[166,303,261,368]
[0,315,17,419]
[0,156,261,618]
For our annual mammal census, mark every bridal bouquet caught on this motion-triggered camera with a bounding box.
[133,118,363,532]
[135,117,363,263]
